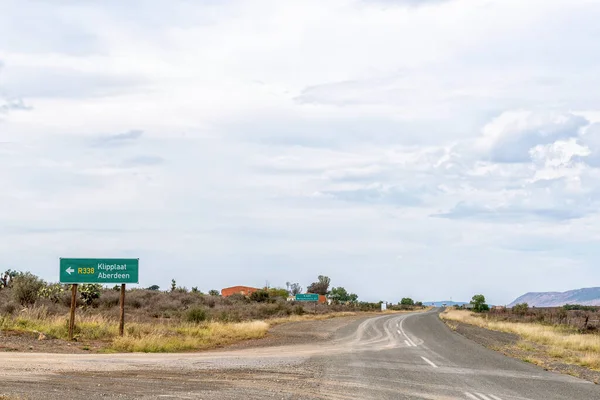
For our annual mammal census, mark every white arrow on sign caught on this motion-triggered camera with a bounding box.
[66,267,75,275]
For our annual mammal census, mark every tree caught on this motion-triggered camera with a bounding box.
[208,289,220,296]
[400,298,415,306]
[170,279,177,292]
[286,282,303,296]
[330,287,358,303]
[471,294,489,313]
[147,285,160,291]
[307,275,331,296]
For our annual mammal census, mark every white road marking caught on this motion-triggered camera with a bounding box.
[420,356,438,368]
[464,394,503,400]
[399,319,417,347]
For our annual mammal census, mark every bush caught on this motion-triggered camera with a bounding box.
[513,303,529,315]
[186,307,207,323]
[206,298,216,308]
[99,291,120,309]
[228,293,249,303]
[267,288,289,299]
[293,305,305,315]
[563,304,599,312]
[218,310,241,323]
[1,301,17,315]
[129,298,143,309]
[11,272,44,306]
[250,290,270,303]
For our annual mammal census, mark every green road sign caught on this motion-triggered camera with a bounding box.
[295,293,319,302]
[59,258,139,284]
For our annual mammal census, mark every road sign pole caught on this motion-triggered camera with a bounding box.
[119,284,126,337]
[68,284,77,340]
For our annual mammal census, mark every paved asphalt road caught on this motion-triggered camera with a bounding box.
[1,309,598,399]
[307,309,599,399]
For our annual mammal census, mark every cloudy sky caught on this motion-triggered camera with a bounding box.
[1,0,599,304]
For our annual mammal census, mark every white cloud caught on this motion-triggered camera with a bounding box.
[475,111,588,163]
[1,0,599,304]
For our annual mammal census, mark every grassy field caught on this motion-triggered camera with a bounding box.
[441,309,600,370]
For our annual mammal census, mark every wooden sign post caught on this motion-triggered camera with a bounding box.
[119,284,126,336]
[68,284,78,340]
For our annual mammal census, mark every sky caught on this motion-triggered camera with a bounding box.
[1,0,599,305]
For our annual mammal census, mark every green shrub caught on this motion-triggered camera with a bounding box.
[11,272,44,306]
[186,307,207,323]
[267,288,289,299]
[513,303,529,315]
[293,305,305,315]
[250,290,270,303]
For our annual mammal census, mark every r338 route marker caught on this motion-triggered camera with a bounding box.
[59,258,139,340]
[60,258,139,284]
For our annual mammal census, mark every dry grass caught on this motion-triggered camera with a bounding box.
[269,311,357,325]
[441,309,600,370]
[112,321,269,352]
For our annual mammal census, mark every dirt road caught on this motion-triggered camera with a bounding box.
[1,310,598,399]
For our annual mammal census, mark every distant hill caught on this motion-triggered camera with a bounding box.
[508,287,600,308]
[424,301,468,307]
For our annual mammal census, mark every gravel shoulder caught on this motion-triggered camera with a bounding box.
[446,319,600,384]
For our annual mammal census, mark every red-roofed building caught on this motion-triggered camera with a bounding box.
[221,286,260,297]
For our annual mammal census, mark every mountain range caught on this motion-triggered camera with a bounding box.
[508,287,600,307]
